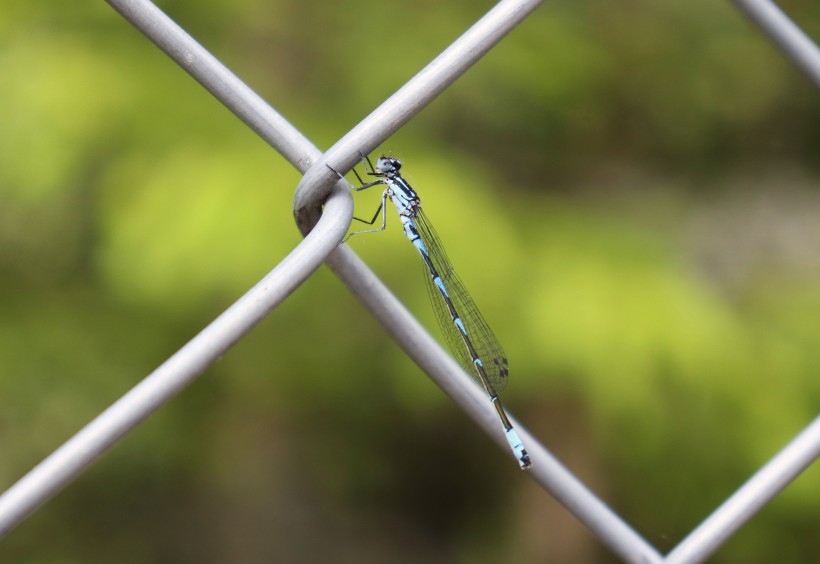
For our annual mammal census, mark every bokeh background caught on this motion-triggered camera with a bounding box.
[1,1,819,562]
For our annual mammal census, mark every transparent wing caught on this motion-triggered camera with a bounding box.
[413,209,509,394]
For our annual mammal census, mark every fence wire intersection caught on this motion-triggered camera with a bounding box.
[1,0,818,562]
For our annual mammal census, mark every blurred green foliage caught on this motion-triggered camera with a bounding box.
[1,0,819,562]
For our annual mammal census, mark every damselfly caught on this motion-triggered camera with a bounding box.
[329,154,531,469]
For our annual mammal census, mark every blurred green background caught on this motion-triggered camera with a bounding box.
[1,1,819,562]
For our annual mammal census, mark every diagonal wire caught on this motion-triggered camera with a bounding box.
[0,0,351,540]
[326,246,664,564]
[10,1,814,562]
[0,182,352,539]
[0,1,665,561]
[292,0,548,234]
[665,415,820,563]
[106,0,321,169]
[0,0,657,561]
[732,0,820,89]
[291,0,664,560]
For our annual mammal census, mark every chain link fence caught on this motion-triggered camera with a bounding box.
[1,0,818,562]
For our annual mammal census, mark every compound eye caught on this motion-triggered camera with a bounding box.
[375,157,392,172]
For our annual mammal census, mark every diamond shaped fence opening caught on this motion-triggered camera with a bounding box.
[0,1,818,562]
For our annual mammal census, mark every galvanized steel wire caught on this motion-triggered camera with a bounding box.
[0,0,818,562]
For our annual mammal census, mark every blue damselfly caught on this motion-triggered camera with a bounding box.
[330,154,531,469]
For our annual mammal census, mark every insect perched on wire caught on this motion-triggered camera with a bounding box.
[328,153,531,469]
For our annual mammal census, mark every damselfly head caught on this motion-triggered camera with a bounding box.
[376,156,401,174]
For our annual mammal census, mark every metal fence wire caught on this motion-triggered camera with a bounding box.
[1,0,819,562]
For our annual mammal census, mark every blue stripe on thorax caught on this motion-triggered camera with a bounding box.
[386,175,419,217]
